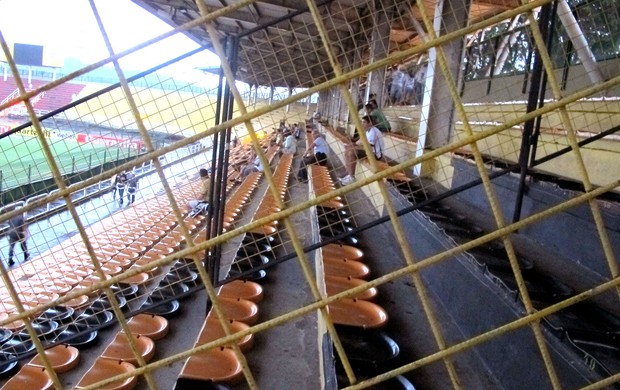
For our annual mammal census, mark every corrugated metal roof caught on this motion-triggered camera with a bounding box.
[131,0,519,87]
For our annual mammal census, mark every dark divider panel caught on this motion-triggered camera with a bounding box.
[450,156,620,279]
[389,188,602,389]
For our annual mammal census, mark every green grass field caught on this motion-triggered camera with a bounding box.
[0,134,134,190]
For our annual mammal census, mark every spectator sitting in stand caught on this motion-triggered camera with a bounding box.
[292,123,301,139]
[188,168,211,211]
[239,150,264,180]
[365,102,391,133]
[413,62,428,105]
[312,110,321,124]
[282,129,297,154]
[339,115,385,185]
[275,128,285,147]
[297,129,329,182]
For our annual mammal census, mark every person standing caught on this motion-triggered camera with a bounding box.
[126,173,139,205]
[7,212,28,266]
[312,110,321,124]
[113,171,129,205]
[413,63,428,105]
[389,65,408,105]
[403,70,416,105]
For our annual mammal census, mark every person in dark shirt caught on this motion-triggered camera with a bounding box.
[126,172,139,205]
[113,171,129,205]
[7,212,28,266]
[365,102,391,132]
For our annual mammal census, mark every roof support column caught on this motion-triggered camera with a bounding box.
[286,87,293,113]
[366,0,393,107]
[556,0,604,85]
[348,48,364,125]
[306,93,313,115]
[414,0,470,175]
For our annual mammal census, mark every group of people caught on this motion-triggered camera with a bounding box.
[339,115,385,185]
[183,109,385,216]
[297,113,385,186]
[388,63,428,106]
[273,121,301,155]
[112,170,139,206]
[3,169,141,267]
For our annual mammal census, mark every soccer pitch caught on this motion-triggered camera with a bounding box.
[0,133,134,190]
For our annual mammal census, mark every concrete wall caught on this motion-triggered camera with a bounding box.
[460,59,620,103]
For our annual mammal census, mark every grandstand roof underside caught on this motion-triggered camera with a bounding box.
[131,0,519,88]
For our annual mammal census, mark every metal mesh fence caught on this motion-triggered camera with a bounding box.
[0,0,618,389]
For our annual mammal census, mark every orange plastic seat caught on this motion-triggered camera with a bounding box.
[126,243,147,255]
[159,236,183,251]
[120,271,151,285]
[132,238,154,250]
[212,297,259,325]
[106,257,132,270]
[322,243,364,261]
[1,364,53,390]
[197,316,254,352]
[325,275,378,301]
[28,344,80,373]
[60,294,90,309]
[76,358,137,390]
[249,225,277,236]
[320,200,345,209]
[219,280,264,303]
[327,298,389,328]
[100,332,155,365]
[127,314,169,340]
[179,347,243,384]
[322,257,370,279]
[113,250,141,262]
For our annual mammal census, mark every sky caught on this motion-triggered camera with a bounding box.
[0,0,220,76]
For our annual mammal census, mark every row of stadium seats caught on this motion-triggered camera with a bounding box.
[308,163,417,389]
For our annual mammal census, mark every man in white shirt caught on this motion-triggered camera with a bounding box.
[340,115,384,185]
[297,129,329,182]
[282,130,297,154]
[312,110,321,124]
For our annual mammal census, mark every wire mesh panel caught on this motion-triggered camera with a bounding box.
[0,0,618,389]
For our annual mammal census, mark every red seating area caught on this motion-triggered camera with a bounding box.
[0,77,85,114]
